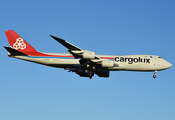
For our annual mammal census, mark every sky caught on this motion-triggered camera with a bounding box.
[0,0,175,120]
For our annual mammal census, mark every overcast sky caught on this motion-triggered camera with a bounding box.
[1,0,175,120]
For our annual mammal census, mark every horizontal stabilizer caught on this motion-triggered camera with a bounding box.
[4,46,28,56]
[50,35,82,51]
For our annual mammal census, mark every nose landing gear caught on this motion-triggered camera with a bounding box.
[153,70,157,78]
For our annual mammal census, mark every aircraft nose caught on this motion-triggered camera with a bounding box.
[165,61,172,69]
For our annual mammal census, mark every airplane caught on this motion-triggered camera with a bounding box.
[4,30,172,79]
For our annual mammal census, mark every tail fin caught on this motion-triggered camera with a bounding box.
[5,30,38,53]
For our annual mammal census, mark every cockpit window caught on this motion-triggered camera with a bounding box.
[158,56,162,58]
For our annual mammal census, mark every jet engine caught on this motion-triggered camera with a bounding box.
[69,50,96,59]
[101,60,114,68]
[82,50,96,59]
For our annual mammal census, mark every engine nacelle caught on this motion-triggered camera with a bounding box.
[101,60,114,68]
[82,50,96,59]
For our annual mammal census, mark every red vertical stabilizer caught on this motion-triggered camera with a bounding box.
[5,30,38,53]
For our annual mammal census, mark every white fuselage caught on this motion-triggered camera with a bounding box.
[9,52,172,72]
[4,30,172,78]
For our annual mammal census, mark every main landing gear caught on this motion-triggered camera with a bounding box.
[79,59,96,79]
[84,66,96,79]
[84,69,94,79]
[153,70,157,78]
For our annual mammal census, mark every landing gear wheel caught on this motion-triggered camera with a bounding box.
[89,71,94,79]
[153,70,157,78]
[153,75,156,78]
[84,69,89,74]
[84,69,94,79]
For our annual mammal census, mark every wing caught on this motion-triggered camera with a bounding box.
[50,35,82,51]
[50,35,100,59]
[50,35,119,79]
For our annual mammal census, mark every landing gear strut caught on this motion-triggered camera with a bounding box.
[89,71,94,79]
[84,65,96,79]
[153,70,157,78]
[79,59,96,79]
[84,69,94,79]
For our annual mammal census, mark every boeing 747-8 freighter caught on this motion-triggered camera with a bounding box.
[4,30,172,79]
